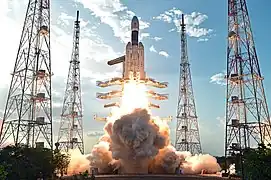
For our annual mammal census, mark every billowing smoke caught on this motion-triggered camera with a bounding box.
[89,109,169,174]
[66,149,90,175]
[228,164,236,175]
[180,153,221,174]
[149,145,181,174]
[86,108,221,175]
[65,81,221,176]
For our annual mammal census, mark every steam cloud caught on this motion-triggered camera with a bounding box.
[67,108,221,175]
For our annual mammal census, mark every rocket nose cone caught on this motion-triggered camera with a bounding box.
[131,16,139,30]
[132,16,139,22]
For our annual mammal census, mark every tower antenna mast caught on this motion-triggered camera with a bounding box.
[57,10,84,154]
[175,14,202,154]
[225,0,271,172]
[0,0,53,149]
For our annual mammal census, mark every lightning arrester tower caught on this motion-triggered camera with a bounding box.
[225,0,271,165]
[57,11,84,154]
[175,14,202,154]
[0,0,52,149]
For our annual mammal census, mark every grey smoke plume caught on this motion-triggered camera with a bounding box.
[83,108,221,175]
[90,108,169,174]
[87,141,113,173]
[149,145,181,174]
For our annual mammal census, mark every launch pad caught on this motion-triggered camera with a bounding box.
[61,174,227,180]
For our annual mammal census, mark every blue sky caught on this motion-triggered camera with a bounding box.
[1,0,271,156]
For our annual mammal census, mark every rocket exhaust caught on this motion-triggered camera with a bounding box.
[64,16,222,177]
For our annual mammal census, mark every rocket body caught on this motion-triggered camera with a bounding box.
[124,16,145,80]
[98,15,169,106]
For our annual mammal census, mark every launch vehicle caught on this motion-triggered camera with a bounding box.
[96,16,168,109]
[107,16,145,80]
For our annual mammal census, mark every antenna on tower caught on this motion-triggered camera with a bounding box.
[181,14,185,27]
[0,0,52,149]
[175,14,202,154]
[76,10,79,22]
[57,10,84,154]
[225,0,271,174]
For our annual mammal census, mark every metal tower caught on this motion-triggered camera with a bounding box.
[225,0,271,163]
[0,0,52,149]
[175,14,202,154]
[57,11,84,154]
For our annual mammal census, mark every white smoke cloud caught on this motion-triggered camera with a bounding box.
[149,145,181,174]
[66,149,90,175]
[87,141,114,173]
[229,164,236,175]
[180,154,221,174]
[89,109,170,174]
[82,109,220,175]
[66,83,221,176]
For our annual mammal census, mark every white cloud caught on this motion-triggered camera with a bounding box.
[50,12,122,81]
[74,0,150,43]
[87,70,121,84]
[153,8,213,40]
[197,38,209,42]
[169,28,175,32]
[210,72,226,86]
[57,12,74,26]
[87,131,104,137]
[140,32,150,41]
[156,13,172,23]
[159,51,169,58]
[153,37,162,41]
[216,116,226,128]
[149,45,157,53]
[149,46,169,57]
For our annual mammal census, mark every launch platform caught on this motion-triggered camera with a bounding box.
[60,174,230,180]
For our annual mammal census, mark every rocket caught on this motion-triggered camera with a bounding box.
[96,15,168,108]
[125,16,146,80]
[98,16,168,89]
[108,16,146,80]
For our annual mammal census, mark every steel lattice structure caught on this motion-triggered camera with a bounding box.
[225,0,271,162]
[0,0,52,149]
[57,11,84,154]
[175,14,202,154]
